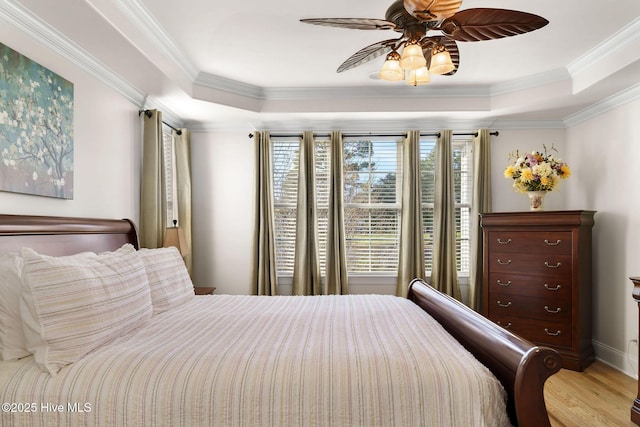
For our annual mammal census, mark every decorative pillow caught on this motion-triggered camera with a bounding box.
[20,244,153,375]
[0,252,30,360]
[138,247,194,314]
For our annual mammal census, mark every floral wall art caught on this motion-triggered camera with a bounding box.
[0,42,74,199]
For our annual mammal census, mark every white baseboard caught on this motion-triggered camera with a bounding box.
[593,339,638,379]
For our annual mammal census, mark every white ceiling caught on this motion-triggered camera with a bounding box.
[7,0,640,130]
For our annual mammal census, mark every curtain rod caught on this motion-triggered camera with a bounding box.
[248,131,499,139]
[139,110,182,135]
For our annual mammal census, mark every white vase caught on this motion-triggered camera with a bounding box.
[527,191,546,211]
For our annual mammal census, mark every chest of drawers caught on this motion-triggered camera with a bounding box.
[480,210,595,371]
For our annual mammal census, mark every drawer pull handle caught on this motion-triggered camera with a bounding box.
[544,261,562,268]
[497,259,512,265]
[497,238,512,244]
[496,300,512,308]
[544,239,561,246]
[544,305,562,314]
[544,283,562,291]
[544,328,562,336]
[496,280,512,287]
[496,321,512,329]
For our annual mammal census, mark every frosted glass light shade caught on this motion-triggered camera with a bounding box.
[379,52,404,81]
[430,47,455,75]
[399,43,426,71]
[406,66,430,86]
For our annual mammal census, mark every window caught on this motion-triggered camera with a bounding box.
[420,136,473,276]
[271,133,472,279]
[162,128,178,225]
[343,138,402,273]
[272,140,299,275]
[271,138,330,276]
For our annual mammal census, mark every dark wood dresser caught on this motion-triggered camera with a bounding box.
[480,210,596,371]
[631,277,640,425]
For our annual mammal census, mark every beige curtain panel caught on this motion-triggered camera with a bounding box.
[396,130,426,297]
[140,109,166,249]
[292,131,321,296]
[251,131,278,296]
[325,131,348,295]
[469,129,492,311]
[431,130,461,300]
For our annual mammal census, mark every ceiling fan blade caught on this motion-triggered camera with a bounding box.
[300,18,396,30]
[440,8,549,42]
[404,0,462,22]
[337,39,399,73]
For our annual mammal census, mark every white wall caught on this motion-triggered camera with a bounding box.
[565,99,640,376]
[191,130,256,295]
[0,27,141,222]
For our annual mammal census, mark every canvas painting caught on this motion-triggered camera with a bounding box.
[0,42,74,199]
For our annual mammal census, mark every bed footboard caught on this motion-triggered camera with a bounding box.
[407,278,561,427]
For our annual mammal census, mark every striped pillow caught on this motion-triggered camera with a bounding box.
[20,244,153,375]
[0,253,30,360]
[138,247,194,314]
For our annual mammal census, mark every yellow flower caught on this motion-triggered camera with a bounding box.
[521,168,534,182]
[504,165,516,178]
[540,176,552,187]
[560,164,571,178]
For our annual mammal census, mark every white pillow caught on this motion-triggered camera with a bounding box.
[138,247,194,314]
[20,244,153,375]
[0,252,30,360]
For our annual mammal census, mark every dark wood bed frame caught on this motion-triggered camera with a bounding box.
[0,213,562,427]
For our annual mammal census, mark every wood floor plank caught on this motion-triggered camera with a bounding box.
[545,361,637,427]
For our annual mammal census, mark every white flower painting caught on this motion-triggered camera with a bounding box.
[0,42,74,199]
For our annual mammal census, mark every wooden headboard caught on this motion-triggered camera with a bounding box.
[0,214,139,256]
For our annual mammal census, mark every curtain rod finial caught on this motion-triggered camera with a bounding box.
[248,133,254,139]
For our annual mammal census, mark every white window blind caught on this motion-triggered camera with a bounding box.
[272,140,299,275]
[162,129,178,225]
[343,139,402,273]
[272,139,331,276]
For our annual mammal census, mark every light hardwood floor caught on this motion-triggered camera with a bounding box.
[545,360,637,426]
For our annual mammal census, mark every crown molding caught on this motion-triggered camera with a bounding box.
[567,16,640,79]
[0,0,145,106]
[490,68,571,96]
[562,82,640,127]
[193,72,265,99]
[113,0,199,81]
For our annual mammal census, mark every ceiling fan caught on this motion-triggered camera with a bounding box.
[300,0,549,85]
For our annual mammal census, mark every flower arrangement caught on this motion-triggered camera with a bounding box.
[504,145,571,193]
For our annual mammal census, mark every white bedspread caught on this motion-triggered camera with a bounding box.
[0,294,510,426]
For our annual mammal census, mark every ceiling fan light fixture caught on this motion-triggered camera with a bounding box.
[379,51,404,81]
[429,45,455,75]
[407,66,430,86]
[399,41,426,71]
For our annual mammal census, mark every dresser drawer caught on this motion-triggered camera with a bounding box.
[487,252,572,278]
[487,231,572,254]
[489,314,572,348]
[487,294,571,323]
[487,273,571,299]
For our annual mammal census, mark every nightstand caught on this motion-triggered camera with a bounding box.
[194,287,216,295]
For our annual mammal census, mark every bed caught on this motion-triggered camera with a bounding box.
[0,214,562,426]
